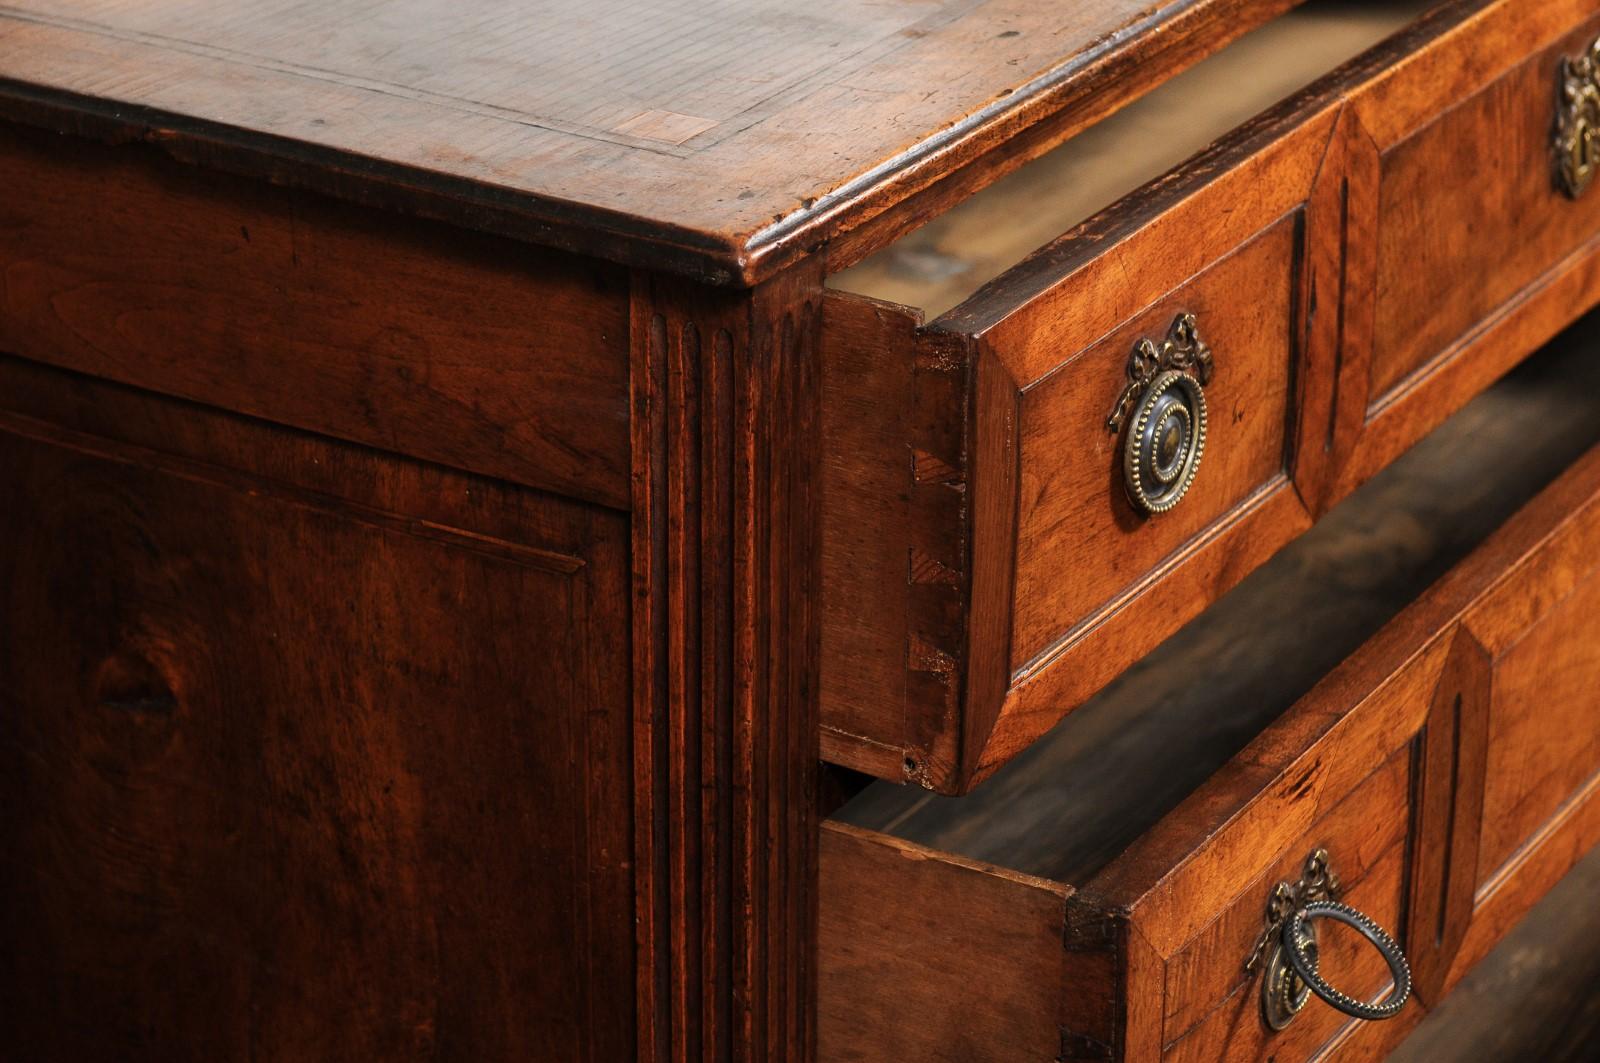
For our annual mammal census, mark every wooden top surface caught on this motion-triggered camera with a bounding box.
[0,0,1302,283]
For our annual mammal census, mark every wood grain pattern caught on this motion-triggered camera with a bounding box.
[817,824,1071,1063]
[821,89,1340,792]
[818,291,977,788]
[1368,13,1600,400]
[630,264,823,1062]
[0,0,1315,283]
[822,326,1600,1060]
[0,356,635,1062]
[1008,219,1299,670]
[819,0,1600,792]
[817,294,921,782]
[1327,0,1600,503]
[1405,627,1492,1007]
[0,122,631,509]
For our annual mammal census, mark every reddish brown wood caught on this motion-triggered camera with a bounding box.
[0,356,636,1061]
[818,0,1600,793]
[820,429,1600,1061]
[1328,0,1600,503]
[819,291,980,788]
[1295,102,1381,515]
[1,89,827,1062]
[1004,219,1300,668]
[630,264,823,1062]
[12,1,1600,1058]
[0,122,631,509]
[0,0,1314,285]
[1365,7,1600,402]
[817,824,1071,1063]
[817,294,922,781]
[1394,843,1600,1063]
[1405,627,1492,1006]
[820,94,1341,792]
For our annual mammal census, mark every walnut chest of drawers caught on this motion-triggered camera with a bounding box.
[2,1,1598,1060]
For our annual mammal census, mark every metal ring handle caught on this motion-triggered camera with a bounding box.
[1283,900,1411,1022]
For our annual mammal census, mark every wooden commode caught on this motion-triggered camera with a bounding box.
[1,1,1598,1060]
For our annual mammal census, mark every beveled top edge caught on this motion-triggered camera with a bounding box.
[0,0,1309,285]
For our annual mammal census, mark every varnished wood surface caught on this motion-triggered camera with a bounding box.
[819,98,1340,791]
[0,0,1315,283]
[1322,0,1600,507]
[830,0,1429,318]
[819,0,1600,792]
[0,152,831,1063]
[838,311,1600,880]
[822,312,1600,1060]
[1369,14,1600,400]
[0,355,636,1061]
[0,123,631,510]
[629,264,824,1062]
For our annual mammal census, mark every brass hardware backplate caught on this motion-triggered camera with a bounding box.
[1107,314,1214,515]
[1556,36,1600,199]
[1261,919,1318,1032]
[1106,313,1214,435]
[1249,848,1342,1031]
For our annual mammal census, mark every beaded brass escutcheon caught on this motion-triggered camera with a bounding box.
[1555,36,1600,199]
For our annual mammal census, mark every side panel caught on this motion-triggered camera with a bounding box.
[817,823,1072,1063]
[818,290,971,786]
[0,358,635,1061]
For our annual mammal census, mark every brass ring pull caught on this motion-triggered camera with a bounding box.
[1106,313,1213,515]
[1252,848,1412,1031]
[1283,900,1412,1022]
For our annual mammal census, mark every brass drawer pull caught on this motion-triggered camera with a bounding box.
[1555,36,1600,198]
[1283,901,1412,1022]
[1106,313,1213,515]
[1252,848,1412,1031]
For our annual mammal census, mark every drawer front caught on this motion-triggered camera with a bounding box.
[995,197,1306,677]
[0,123,631,508]
[819,441,1600,1062]
[1328,0,1600,501]
[821,98,1345,791]
[820,0,1600,793]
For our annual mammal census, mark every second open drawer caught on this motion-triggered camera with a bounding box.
[819,326,1600,1061]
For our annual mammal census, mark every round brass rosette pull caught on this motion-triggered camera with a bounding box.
[1106,313,1213,515]
[1251,849,1412,1032]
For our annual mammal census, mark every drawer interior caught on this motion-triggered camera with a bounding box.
[827,0,1436,318]
[823,309,1600,1060]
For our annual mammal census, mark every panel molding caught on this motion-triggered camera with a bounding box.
[631,263,823,1062]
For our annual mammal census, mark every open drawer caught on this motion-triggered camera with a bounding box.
[820,0,1600,792]
[818,324,1600,1062]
